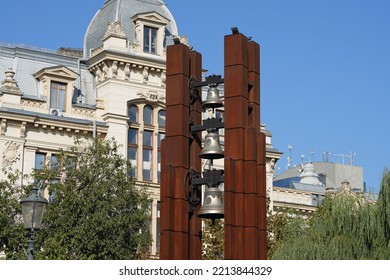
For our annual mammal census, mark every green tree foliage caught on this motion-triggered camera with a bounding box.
[271,170,390,260]
[1,139,152,260]
[202,219,224,260]
[0,171,26,259]
[267,210,294,259]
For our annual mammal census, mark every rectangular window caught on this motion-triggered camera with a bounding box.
[35,152,46,170]
[143,130,153,181]
[143,131,152,146]
[156,201,160,254]
[128,147,137,179]
[50,154,59,170]
[128,128,138,145]
[144,26,158,54]
[128,128,138,179]
[143,149,152,181]
[157,133,165,182]
[50,82,66,111]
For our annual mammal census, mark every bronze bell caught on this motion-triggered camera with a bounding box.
[198,186,224,220]
[199,130,224,159]
[203,85,223,109]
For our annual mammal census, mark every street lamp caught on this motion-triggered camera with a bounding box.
[20,184,48,260]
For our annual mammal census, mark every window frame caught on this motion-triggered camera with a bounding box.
[143,25,158,54]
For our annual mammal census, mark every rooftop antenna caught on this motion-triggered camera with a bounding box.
[348,152,356,166]
[287,145,293,169]
[322,151,331,162]
[334,153,347,165]
[310,149,314,162]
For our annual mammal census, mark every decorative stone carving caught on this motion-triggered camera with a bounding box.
[0,119,6,135]
[2,141,21,167]
[161,71,166,87]
[143,67,149,83]
[20,122,27,138]
[21,99,46,109]
[95,67,103,83]
[124,63,131,80]
[102,62,109,79]
[137,91,165,103]
[112,61,118,78]
[270,158,276,172]
[1,68,22,95]
[104,21,126,39]
[72,107,95,117]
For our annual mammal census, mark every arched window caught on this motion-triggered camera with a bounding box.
[158,110,166,127]
[143,105,153,125]
[128,105,138,122]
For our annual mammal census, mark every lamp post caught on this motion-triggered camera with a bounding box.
[20,185,48,260]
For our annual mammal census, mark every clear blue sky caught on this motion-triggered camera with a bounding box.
[1,0,389,193]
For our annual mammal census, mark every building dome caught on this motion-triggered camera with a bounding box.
[83,0,178,58]
[299,162,324,186]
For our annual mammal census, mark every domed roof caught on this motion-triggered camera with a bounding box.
[83,0,178,58]
[299,162,324,186]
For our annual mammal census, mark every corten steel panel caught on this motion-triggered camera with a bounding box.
[225,225,244,259]
[224,67,249,98]
[164,197,191,233]
[224,97,249,129]
[223,158,235,193]
[248,72,260,107]
[244,160,257,194]
[166,44,190,76]
[257,197,267,230]
[257,165,267,198]
[248,105,260,133]
[166,105,190,138]
[244,193,258,227]
[224,34,249,68]
[258,229,268,260]
[245,128,257,162]
[243,227,259,259]
[224,225,232,259]
[247,41,260,75]
[160,163,172,202]
[161,165,190,199]
[231,192,245,227]
[188,50,202,260]
[224,128,246,159]
[233,226,244,260]
[166,75,191,107]
[162,137,190,169]
[169,231,189,260]
[257,132,267,166]
[232,160,245,194]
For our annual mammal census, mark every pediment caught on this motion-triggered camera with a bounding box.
[131,12,169,26]
[34,66,78,81]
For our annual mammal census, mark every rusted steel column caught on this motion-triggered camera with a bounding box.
[188,50,203,260]
[160,43,202,260]
[224,32,250,260]
[224,32,266,259]
[248,41,267,259]
[257,132,267,259]
[160,44,191,260]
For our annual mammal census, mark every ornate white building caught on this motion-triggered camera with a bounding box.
[0,0,285,258]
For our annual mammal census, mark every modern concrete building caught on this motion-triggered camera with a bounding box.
[272,161,375,213]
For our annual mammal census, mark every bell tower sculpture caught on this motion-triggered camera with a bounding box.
[160,29,267,260]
